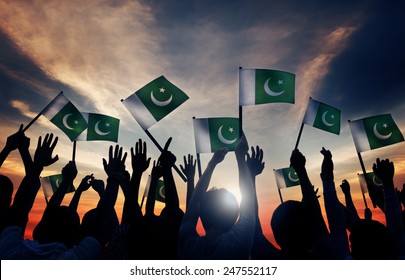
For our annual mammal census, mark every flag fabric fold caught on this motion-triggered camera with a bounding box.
[122,75,189,130]
[274,167,300,189]
[42,92,88,141]
[349,114,404,152]
[239,68,295,106]
[303,98,341,135]
[75,113,120,142]
[193,117,240,153]
[40,174,75,198]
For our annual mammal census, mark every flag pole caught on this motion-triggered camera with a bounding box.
[143,129,187,182]
[273,169,284,203]
[22,91,64,132]
[72,141,77,162]
[294,122,304,150]
[348,120,369,209]
[140,196,145,209]
[192,117,203,178]
[238,67,243,140]
[356,151,369,209]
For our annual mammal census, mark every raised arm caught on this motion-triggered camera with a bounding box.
[180,154,196,210]
[373,158,405,257]
[122,139,150,224]
[320,147,350,259]
[182,148,228,227]
[290,149,328,235]
[47,161,77,208]
[69,174,94,212]
[8,133,58,229]
[0,125,32,171]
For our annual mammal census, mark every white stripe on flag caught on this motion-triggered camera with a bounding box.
[273,169,286,189]
[193,118,211,153]
[303,99,319,126]
[40,177,53,198]
[42,92,70,119]
[239,69,256,106]
[357,173,368,194]
[143,175,151,198]
[74,113,89,141]
[349,119,370,152]
[122,93,156,130]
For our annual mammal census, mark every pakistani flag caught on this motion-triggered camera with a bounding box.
[358,172,383,194]
[42,92,87,141]
[143,175,165,203]
[349,114,404,152]
[274,167,300,189]
[303,98,341,135]
[76,113,120,142]
[193,117,240,153]
[122,76,189,130]
[239,68,295,106]
[40,174,75,198]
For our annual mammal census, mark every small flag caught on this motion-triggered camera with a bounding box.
[349,114,404,152]
[358,172,383,194]
[143,175,165,203]
[42,92,88,141]
[122,76,189,130]
[303,98,341,135]
[76,113,120,142]
[274,167,300,189]
[40,174,75,198]
[193,117,240,153]
[239,68,295,106]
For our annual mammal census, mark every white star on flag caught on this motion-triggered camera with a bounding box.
[159,87,165,93]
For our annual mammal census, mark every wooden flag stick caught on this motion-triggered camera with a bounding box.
[144,129,187,182]
[294,122,305,150]
[140,196,145,209]
[72,141,77,162]
[196,152,202,178]
[356,151,369,209]
[278,188,284,204]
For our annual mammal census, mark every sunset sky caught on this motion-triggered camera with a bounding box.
[1,0,405,243]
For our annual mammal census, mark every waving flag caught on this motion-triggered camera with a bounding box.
[358,172,383,194]
[76,113,120,142]
[42,92,87,141]
[239,68,295,106]
[122,76,189,130]
[349,114,404,152]
[303,98,341,135]
[193,117,240,153]
[40,174,75,198]
[274,167,300,189]
[143,175,165,203]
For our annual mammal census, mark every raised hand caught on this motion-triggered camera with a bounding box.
[78,174,94,192]
[33,133,59,168]
[373,158,394,186]
[4,124,28,152]
[131,139,151,175]
[92,179,105,197]
[62,161,78,183]
[320,147,333,181]
[340,179,350,195]
[235,135,249,160]
[290,149,306,173]
[158,137,176,168]
[180,154,196,181]
[103,145,127,180]
[246,145,265,177]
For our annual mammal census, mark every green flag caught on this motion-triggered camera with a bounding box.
[76,113,120,142]
[42,92,87,141]
[358,172,383,194]
[193,117,240,153]
[274,167,300,189]
[122,76,189,130]
[40,174,75,198]
[143,176,165,203]
[349,114,404,152]
[303,98,341,135]
[239,68,295,106]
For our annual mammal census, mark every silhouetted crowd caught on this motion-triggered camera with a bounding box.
[1,126,405,259]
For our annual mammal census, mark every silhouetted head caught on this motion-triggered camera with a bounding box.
[271,200,316,254]
[33,205,80,249]
[199,188,239,232]
[0,175,13,208]
[80,208,119,243]
[349,219,393,260]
